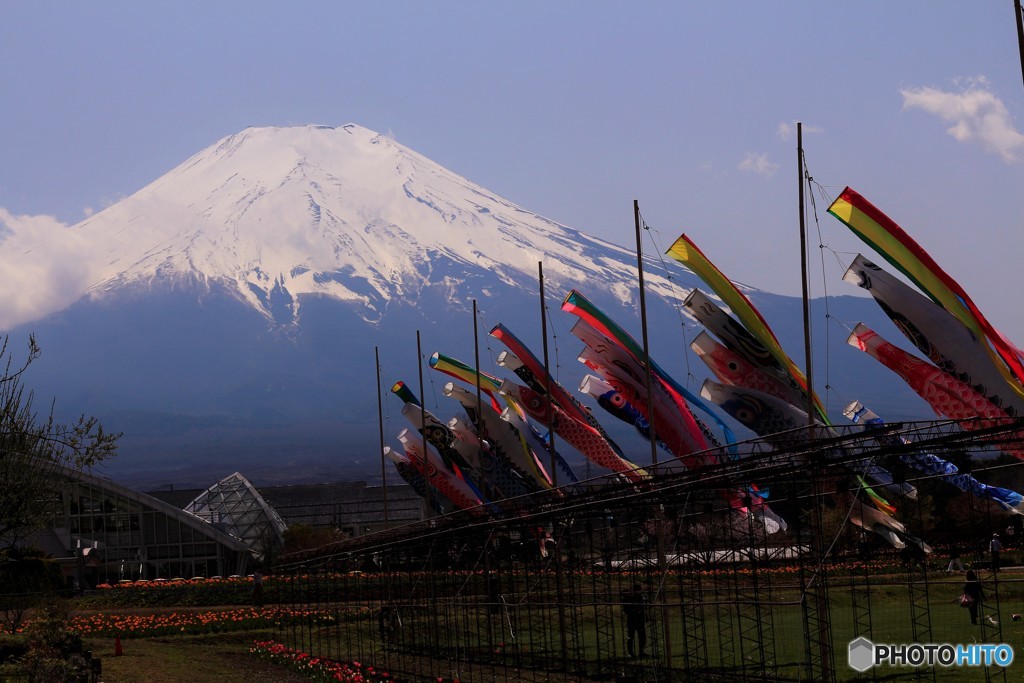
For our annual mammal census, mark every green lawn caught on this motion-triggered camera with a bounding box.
[84,630,312,683]
[270,571,1024,681]
[50,569,1024,682]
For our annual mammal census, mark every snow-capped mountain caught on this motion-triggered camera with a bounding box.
[5,124,920,489]
[75,124,654,325]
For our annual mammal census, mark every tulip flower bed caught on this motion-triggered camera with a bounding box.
[250,640,397,683]
[66,606,371,639]
[73,557,925,612]
[76,575,269,608]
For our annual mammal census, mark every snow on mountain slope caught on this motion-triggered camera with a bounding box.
[75,124,658,324]
[0,123,932,487]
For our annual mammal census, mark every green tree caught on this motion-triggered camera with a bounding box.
[0,335,119,549]
[0,548,63,634]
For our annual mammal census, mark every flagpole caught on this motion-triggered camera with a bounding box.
[1015,0,1024,92]
[472,299,487,499]
[539,262,558,488]
[634,199,673,671]
[417,330,431,520]
[798,120,834,682]
[539,264,570,671]
[798,122,815,429]
[634,200,659,469]
[375,346,389,525]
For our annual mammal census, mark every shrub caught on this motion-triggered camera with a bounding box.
[0,549,65,634]
[19,599,88,683]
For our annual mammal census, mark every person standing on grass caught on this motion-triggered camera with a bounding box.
[947,547,964,572]
[963,570,984,625]
[621,582,648,658]
[252,571,264,607]
[990,533,1003,572]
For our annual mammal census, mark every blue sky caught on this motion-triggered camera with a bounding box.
[2,2,1023,339]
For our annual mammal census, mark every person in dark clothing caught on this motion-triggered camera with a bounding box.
[990,534,1003,572]
[252,571,264,607]
[621,582,647,658]
[901,543,926,569]
[963,570,984,625]
[379,603,399,643]
[485,570,502,615]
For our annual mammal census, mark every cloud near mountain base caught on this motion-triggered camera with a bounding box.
[0,209,102,330]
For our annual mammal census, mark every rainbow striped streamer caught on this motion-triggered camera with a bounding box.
[828,187,1024,393]
[561,288,738,450]
[428,352,503,413]
[666,233,827,423]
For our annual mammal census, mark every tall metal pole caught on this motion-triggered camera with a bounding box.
[797,123,815,429]
[474,300,496,648]
[1016,0,1024,92]
[375,346,389,525]
[539,262,569,671]
[634,200,659,469]
[472,299,487,499]
[798,121,833,682]
[538,262,558,488]
[417,330,431,520]
[635,200,673,672]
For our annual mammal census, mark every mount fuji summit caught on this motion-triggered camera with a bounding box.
[5,124,912,488]
[69,124,657,325]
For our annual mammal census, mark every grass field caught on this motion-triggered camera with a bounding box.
[28,569,1024,682]
[271,570,1024,681]
[84,630,311,683]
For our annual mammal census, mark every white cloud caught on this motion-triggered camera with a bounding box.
[0,209,101,330]
[738,153,779,177]
[901,79,1024,163]
[777,122,823,141]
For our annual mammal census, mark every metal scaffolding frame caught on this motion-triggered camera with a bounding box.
[271,417,1024,682]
